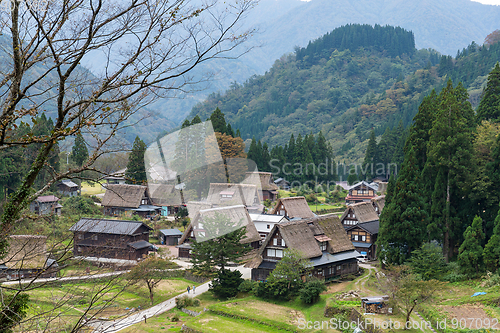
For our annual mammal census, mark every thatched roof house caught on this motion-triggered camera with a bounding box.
[340,201,379,227]
[0,235,58,279]
[178,205,261,259]
[102,184,160,217]
[206,183,260,208]
[371,195,385,215]
[269,196,315,219]
[242,172,279,201]
[247,214,359,281]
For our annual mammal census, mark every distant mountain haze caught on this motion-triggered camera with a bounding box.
[157,0,500,127]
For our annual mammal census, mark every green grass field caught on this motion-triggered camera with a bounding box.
[80,181,106,195]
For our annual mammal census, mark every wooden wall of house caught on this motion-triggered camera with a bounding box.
[251,268,273,281]
[347,229,371,243]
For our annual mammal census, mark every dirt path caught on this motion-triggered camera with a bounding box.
[355,263,377,296]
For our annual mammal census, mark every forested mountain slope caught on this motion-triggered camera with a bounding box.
[189,24,500,163]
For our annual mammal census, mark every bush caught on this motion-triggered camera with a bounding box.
[175,295,194,309]
[210,269,243,300]
[63,195,101,215]
[238,280,256,294]
[171,314,179,322]
[299,279,327,304]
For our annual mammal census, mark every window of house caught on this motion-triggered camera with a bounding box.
[361,235,366,242]
[78,234,84,240]
[354,235,358,241]
[267,248,283,258]
[77,247,82,252]
[273,238,277,246]
[91,235,98,241]
[282,239,285,247]
[319,241,327,251]
[267,224,270,229]
[328,267,334,275]
[337,265,341,270]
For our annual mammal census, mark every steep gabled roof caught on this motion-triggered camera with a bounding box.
[345,220,380,235]
[246,215,354,268]
[313,214,355,253]
[102,184,148,208]
[69,218,152,235]
[148,183,182,206]
[340,201,379,223]
[3,235,48,269]
[179,205,260,244]
[243,172,278,191]
[371,195,385,212]
[350,181,378,192]
[270,196,315,219]
[206,183,259,207]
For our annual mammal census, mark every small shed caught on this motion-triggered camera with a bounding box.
[361,295,390,314]
[159,229,183,245]
[57,179,80,197]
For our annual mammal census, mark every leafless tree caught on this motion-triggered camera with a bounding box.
[0,0,257,330]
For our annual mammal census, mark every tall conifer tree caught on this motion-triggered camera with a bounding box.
[477,62,500,122]
[126,136,147,184]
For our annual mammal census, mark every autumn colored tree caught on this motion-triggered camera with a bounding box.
[485,30,500,46]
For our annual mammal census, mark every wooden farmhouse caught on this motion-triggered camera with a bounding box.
[206,183,264,214]
[242,172,279,201]
[0,235,59,280]
[70,218,153,261]
[274,178,290,191]
[102,168,127,187]
[269,196,315,219]
[340,201,379,227]
[57,179,79,197]
[177,205,261,259]
[148,183,183,216]
[345,181,378,204]
[30,195,62,216]
[345,221,379,260]
[247,214,359,282]
[102,184,161,217]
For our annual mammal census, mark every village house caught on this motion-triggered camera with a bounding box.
[177,205,261,259]
[159,228,183,245]
[70,218,153,261]
[0,235,59,280]
[242,172,279,201]
[345,221,379,260]
[206,183,264,214]
[247,214,359,282]
[269,196,315,219]
[30,195,62,216]
[274,178,290,191]
[148,183,183,216]
[345,181,378,204]
[57,179,79,197]
[340,201,379,227]
[371,195,385,216]
[249,213,287,240]
[102,184,161,217]
[102,168,127,187]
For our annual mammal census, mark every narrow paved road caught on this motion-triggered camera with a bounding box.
[88,280,211,333]
[88,265,251,332]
